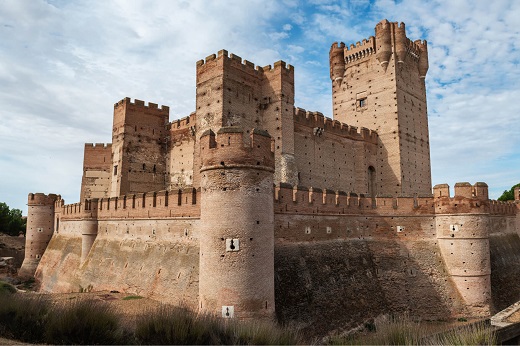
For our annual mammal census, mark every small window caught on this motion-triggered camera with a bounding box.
[359,98,366,107]
[113,165,118,176]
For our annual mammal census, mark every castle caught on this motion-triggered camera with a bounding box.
[19,20,520,334]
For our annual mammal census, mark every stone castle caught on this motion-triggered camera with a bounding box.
[20,20,520,333]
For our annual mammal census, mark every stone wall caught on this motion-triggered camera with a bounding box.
[36,217,200,307]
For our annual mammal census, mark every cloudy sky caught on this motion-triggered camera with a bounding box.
[1,0,519,213]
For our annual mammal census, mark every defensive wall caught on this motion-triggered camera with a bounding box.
[28,180,520,336]
[21,19,520,337]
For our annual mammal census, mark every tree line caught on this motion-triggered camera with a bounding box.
[0,202,26,236]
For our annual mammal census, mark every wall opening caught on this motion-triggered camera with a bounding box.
[368,166,376,198]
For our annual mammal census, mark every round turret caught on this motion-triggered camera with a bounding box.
[19,193,58,277]
[198,127,275,319]
[329,42,345,86]
[375,19,392,70]
[394,22,407,63]
[416,40,429,78]
[435,185,492,316]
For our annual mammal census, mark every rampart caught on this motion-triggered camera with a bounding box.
[21,19,520,339]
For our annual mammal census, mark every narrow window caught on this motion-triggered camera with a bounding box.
[113,165,118,176]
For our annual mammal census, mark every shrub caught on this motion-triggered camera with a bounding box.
[44,299,124,344]
[135,305,300,345]
[426,321,496,345]
[0,293,50,342]
[0,280,16,294]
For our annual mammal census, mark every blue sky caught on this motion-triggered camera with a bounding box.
[1,0,519,213]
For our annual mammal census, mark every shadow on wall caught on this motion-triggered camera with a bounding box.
[490,232,520,311]
[274,235,464,338]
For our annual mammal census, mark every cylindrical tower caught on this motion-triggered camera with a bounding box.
[416,39,429,78]
[329,42,345,86]
[19,193,58,277]
[394,22,408,63]
[375,19,392,70]
[199,127,275,319]
[435,183,492,316]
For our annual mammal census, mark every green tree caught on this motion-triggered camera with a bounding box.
[0,202,26,236]
[498,183,520,201]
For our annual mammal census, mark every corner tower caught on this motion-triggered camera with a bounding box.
[19,193,58,277]
[198,127,275,319]
[330,20,431,196]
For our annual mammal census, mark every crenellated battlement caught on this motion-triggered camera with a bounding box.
[57,188,200,221]
[196,49,293,74]
[293,107,378,143]
[343,36,375,65]
[274,183,434,216]
[28,193,58,206]
[200,127,275,171]
[113,97,169,113]
[169,112,196,130]
[84,143,112,149]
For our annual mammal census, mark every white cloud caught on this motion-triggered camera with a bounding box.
[1,0,519,213]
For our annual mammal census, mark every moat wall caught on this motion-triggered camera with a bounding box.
[36,217,200,307]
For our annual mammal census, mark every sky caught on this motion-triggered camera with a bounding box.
[1,0,519,213]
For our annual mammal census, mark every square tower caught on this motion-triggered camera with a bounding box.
[110,98,169,197]
[330,19,431,196]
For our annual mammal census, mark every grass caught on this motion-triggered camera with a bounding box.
[0,292,301,345]
[43,299,124,344]
[134,305,300,345]
[328,314,497,346]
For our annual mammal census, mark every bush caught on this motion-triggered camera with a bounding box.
[0,293,50,342]
[44,299,124,344]
[0,280,16,294]
[426,321,496,345]
[135,305,300,345]
[135,305,225,344]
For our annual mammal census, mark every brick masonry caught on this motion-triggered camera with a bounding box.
[21,19,520,334]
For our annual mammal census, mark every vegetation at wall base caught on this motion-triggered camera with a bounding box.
[0,280,16,294]
[0,291,301,345]
[328,314,497,345]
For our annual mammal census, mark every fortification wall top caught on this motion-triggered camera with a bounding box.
[431,182,517,215]
[28,193,58,206]
[274,183,434,216]
[196,49,293,80]
[84,143,112,149]
[56,188,201,221]
[293,107,378,143]
[113,97,170,114]
[169,112,196,130]
[200,127,274,171]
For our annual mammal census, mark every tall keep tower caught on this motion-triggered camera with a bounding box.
[110,98,169,197]
[195,50,297,188]
[198,127,275,319]
[330,19,431,196]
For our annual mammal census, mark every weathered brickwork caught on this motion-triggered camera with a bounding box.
[80,143,112,200]
[22,19,520,331]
